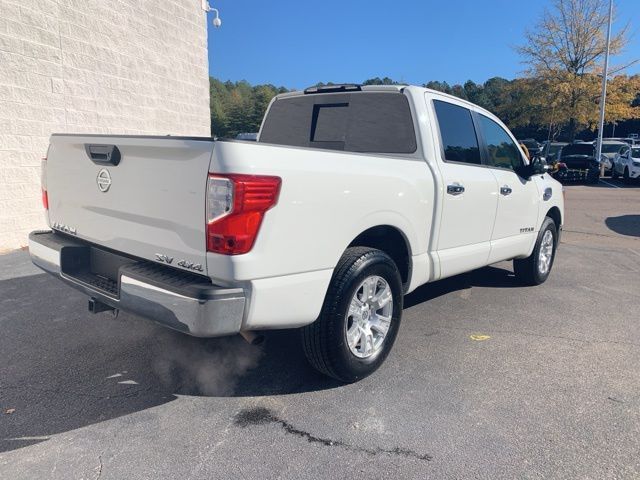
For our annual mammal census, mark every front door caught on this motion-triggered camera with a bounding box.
[475,114,539,263]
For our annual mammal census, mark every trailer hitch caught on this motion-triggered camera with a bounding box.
[88,298,119,318]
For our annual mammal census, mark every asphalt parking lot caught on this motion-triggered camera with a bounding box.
[1,179,639,479]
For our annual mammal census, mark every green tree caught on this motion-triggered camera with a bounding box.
[362,77,400,85]
[208,72,639,142]
[423,80,452,94]
[209,79,287,137]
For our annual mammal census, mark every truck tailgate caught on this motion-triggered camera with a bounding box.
[46,135,214,275]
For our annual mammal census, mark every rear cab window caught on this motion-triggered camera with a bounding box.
[259,91,417,154]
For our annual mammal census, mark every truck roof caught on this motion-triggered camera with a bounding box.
[275,84,406,99]
[274,84,499,121]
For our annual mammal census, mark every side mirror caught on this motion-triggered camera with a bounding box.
[532,161,552,175]
[518,158,551,179]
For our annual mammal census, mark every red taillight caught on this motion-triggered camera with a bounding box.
[206,174,281,255]
[41,157,48,210]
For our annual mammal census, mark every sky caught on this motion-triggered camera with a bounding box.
[206,0,639,89]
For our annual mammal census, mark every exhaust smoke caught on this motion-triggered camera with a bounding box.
[151,333,263,396]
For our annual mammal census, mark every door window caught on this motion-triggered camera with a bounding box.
[478,115,524,171]
[433,100,481,165]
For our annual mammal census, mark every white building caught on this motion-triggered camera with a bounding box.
[0,0,211,251]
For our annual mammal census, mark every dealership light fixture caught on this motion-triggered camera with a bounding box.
[201,0,222,28]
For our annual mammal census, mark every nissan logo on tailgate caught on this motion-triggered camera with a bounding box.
[96,168,112,192]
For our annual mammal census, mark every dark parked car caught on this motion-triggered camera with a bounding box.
[541,141,567,164]
[554,143,601,184]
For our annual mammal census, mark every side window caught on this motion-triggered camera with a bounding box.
[478,115,524,171]
[433,100,481,165]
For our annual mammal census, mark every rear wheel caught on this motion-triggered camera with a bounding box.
[514,217,558,286]
[623,167,631,184]
[611,166,619,179]
[301,247,403,383]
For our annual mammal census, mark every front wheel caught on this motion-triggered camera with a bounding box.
[301,247,403,383]
[514,217,558,286]
[623,167,631,184]
[612,167,619,179]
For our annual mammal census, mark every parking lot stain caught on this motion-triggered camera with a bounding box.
[234,407,432,462]
[470,334,491,341]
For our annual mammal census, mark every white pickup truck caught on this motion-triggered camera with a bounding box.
[30,84,564,382]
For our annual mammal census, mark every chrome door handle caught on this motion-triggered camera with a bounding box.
[500,185,513,196]
[447,184,465,196]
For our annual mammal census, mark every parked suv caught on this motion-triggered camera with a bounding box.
[612,145,640,183]
[600,141,630,176]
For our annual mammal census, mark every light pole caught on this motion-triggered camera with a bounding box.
[596,0,613,177]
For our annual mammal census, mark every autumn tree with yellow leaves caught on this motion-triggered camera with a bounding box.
[516,0,637,140]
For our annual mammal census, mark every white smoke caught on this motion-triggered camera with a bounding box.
[150,333,263,396]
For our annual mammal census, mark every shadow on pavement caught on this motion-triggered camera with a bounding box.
[584,178,639,188]
[582,181,615,188]
[0,273,339,453]
[404,265,518,309]
[1,264,519,453]
[605,215,640,238]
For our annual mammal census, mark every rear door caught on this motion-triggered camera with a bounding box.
[429,98,499,278]
[474,114,539,263]
[46,135,214,274]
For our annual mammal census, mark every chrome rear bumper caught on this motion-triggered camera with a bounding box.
[28,231,245,337]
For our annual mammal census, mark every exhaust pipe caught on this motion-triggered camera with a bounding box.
[239,330,265,346]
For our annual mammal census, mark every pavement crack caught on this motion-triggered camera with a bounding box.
[94,455,103,480]
[234,407,432,462]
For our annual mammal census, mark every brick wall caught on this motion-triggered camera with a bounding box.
[0,0,210,251]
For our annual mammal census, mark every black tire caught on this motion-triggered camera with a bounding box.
[301,247,403,383]
[623,167,631,184]
[513,217,558,286]
[611,167,619,179]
